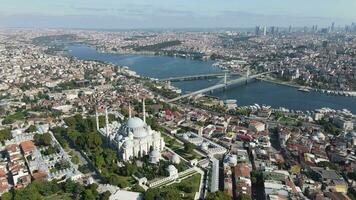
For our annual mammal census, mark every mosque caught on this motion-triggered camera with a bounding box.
[96,100,165,161]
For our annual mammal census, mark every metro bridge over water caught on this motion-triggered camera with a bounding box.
[166,71,276,103]
[160,72,241,82]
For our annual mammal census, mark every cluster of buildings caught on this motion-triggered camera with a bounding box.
[0,125,81,195]
[0,28,355,200]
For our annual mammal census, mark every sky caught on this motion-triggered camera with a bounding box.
[0,0,355,29]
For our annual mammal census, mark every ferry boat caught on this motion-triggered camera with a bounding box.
[298,87,311,93]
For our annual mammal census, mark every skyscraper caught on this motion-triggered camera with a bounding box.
[331,22,335,32]
[255,26,260,36]
[263,26,267,36]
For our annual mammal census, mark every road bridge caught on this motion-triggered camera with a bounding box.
[167,71,275,103]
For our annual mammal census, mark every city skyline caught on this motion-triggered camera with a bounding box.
[0,0,355,29]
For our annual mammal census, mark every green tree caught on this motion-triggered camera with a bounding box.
[237,193,252,200]
[348,172,356,181]
[82,189,95,200]
[25,125,37,133]
[184,143,195,154]
[206,191,231,200]
[100,191,111,200]
[131,184,145,193]
[1,192,13,200]
[109,175,129,188]
[71,154,80,164]
[34,133,52,146]
[0,128,12,143]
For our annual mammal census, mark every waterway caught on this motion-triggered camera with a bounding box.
[67,44,356,113]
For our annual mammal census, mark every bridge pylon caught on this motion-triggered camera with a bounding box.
[246,68,250,84]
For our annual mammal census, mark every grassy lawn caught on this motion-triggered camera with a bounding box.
[161,133,183,151]
[175,148,203,161]
[2,111,27,124]
[43,193,73,200]
[167,173,201,200]
[278,116,297,126]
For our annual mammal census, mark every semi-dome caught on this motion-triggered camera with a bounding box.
[149,149,161,164]
[182,134,189,140]
[150,149,161,158]
[123,139,133,147]
[115,134,123,142]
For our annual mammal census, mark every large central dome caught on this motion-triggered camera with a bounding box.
[127,117,145,129]
[123,117,149,139]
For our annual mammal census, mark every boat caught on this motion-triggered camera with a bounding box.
[298,87,311,92]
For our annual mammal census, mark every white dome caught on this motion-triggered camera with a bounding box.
[171,154,180,164]
[149,150,161,164]
[226,154,237,166]
[201,142,209,150]
[119,117,148,139]
[312,136,319,142]
[167,165,176,171]
[317,132,325,140]
[150,150,161,158]
[127,117,145,129]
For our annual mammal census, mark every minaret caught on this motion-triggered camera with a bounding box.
[129,103,132,118]
[224,73,227,89]
[95,108,99,131]
[142,99,146,123]
[105,107,109,138]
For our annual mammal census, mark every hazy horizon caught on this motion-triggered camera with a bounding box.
[0,0,355,29]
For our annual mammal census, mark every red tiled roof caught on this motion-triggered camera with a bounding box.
[32,171,48,180]
[234,163,251,178]
[6,144,19,153]
[20,140,35,153]
[0,169,6,177]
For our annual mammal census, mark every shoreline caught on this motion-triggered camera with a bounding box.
[257,77,356,97]
[90,44,356,98]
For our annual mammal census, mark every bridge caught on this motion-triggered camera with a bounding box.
[166,71,275,103]
[160,72,240,82]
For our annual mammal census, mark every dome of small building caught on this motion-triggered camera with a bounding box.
[149,149,161,164]
[201,142,209,150]
[167,165,176,171]
[317,132,325,140]
[150,149,160,157]
[225,154,237,166]
[171,154,180,164]
[166,164,178,178]
[312,135,319,142]
[182,134,189,140]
